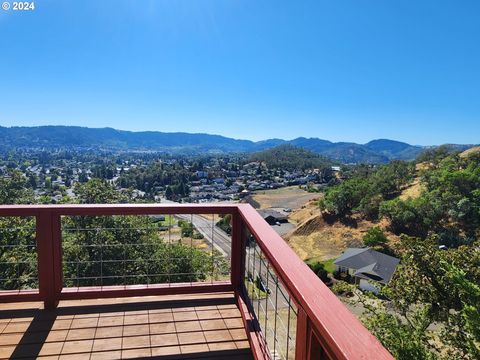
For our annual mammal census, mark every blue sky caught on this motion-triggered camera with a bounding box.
[0,0,479,145]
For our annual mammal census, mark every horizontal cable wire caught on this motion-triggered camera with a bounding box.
[61,214,231,288]
[244,232,297,360]
[0,217,38,291]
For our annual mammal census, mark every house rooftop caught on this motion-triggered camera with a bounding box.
[334,248,400,284]
[257,209,288,221]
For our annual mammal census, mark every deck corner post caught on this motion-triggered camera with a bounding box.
[231,210,246,293]
[36,211,61,309]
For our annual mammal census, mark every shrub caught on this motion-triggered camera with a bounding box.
[332,281,354,297]
[307,261,329,283]
[215,214,232,234]
[363,227,388,247]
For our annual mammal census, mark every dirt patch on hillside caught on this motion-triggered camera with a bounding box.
[291,215,327,236]
[399,178,423,200]
[286,214,365,261]
[288,198,322,225]
[251,186,321,210]
[460,146,480,158]
[416,162,430,171]
[286,227,363,261]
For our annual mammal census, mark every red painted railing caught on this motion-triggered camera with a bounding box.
[0,204,393,360]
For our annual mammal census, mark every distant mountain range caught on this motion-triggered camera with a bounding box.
[0,126,474,164]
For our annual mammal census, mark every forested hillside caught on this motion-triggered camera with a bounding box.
[321,147,480,244]
[249,144,333,171]
[320,148,480,359]
[1,125,469,163]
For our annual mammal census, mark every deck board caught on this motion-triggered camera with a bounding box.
[0,292,253,359]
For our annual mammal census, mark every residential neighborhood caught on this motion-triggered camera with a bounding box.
[1,150,334,204]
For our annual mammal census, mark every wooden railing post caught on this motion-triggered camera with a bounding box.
[296,308,308,360]
[230,211,246,292]
[296,308,329,360]
[52,213,63,298]
[36,211,61,309]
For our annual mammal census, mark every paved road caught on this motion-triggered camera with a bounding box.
[159,198,232,257]
[160,198,292,310]
[176,214,231,257]
[176,213,292,310]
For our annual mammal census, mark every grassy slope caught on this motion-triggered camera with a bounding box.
[251,186,321,209]
[284,200,402,262]
[250,178,426,264]
[459,146,480,158]
[285,163,436,262]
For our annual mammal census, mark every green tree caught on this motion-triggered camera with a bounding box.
[416,145,454,165]
[361,302,436,360]
[62,180,217,286]
[440,265,480,359]
[379,198,425,236]
[74,178,123,204]
[363,227,388,247]
[165,185,173,200]
[321,178,371,216]
[44,177,52,189]
[0,171,36,290]
[216,214,232,234]
[0,170,34,204]
[306,261,329,283]
[372,161,415,199]
[320,160,415,221]
[378,236,480,359]
[357,194,383,220]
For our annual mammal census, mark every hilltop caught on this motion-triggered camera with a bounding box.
[286,146,480,263]
[460,146,480,158]
[1,125,472,164]
[249,144,333,171]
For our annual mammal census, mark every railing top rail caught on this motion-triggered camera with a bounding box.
[0,203,238,216]
[237,204,393,360]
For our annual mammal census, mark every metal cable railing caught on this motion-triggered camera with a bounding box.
[61,214,231,288]
[0,204,395,360]
[244,232,297,360]
[0,217,38,290]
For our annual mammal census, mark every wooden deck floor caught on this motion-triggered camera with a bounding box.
[0,292,253,359]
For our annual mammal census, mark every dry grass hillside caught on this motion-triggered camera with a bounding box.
[250,186,320,209]
[460,146,480,158]
[282,149,479,264]
[399,178,423,200]
[285,199,400,262]
[399,148,479,201]
[247,185,408,263]
[398,162,429,200]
